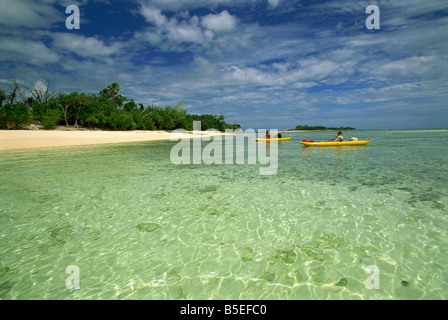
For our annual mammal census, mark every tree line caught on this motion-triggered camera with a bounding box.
[294,124,356,131]
[0,80,240,131]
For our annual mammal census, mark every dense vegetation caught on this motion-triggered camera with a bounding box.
[0,80,240,131]
[294,124,356,131]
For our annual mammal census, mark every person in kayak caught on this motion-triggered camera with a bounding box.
[330,131,344,141]
[265,131,271,139]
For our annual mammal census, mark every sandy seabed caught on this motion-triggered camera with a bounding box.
[0,128,228,151]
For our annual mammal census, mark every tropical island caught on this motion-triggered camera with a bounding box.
[292,124,357,131]
[0,80,240,132]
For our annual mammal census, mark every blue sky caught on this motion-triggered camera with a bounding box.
[0,0,447,130]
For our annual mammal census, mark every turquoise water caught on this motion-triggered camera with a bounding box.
[0,130,447,299]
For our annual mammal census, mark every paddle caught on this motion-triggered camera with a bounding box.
[275,128,289,138]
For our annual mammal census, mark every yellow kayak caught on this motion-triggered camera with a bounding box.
[255,137,292,141]
[300,140,370,147]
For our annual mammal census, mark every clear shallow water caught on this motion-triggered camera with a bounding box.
[0,130,447,299]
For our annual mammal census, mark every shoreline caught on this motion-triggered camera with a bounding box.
[2,128,446,151]
[0,128,230,151]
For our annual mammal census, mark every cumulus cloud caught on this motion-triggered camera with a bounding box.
[51,33,124,58]
[138,5,203,45]
[140,6,167,26]
[267,0,281,8]
[138,5,239,47]
[0,37,60,64]
[201,10,238,32]
[0,0,63,28]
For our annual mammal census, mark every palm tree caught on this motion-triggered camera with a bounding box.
[99,83,126,108]
[100,83,121,99]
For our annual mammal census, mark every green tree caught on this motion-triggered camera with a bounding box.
[216,114,225,131]
[41,109,62,130]
[124,99,137,112]
[59,92,89,127]
[2,79,241,131]
[141,114,156,130]
[148,108,164,130]
[0,103,32,128]
[99,83,127,109]
[57,92,73,126]
[100,82,121,99]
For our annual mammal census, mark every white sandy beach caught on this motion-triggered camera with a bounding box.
[0,128,229,151]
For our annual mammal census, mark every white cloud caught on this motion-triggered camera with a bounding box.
[290,58,341,82]
[138,5,206,45]
[267,0,281,8]
[51,33,124,57]
[165,18,206,44]
[224,65,280,86]
[138,6,239,47]
[291,82,319,89]
[0,0,62,28]
[201,10,238,32]
[0,37,60,64]
[374,56,438,78]
[137,0,245,12]
[140,6,167,26]
[33,79,48,91]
